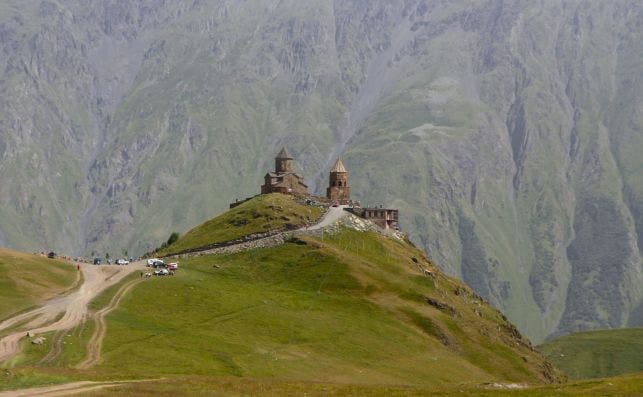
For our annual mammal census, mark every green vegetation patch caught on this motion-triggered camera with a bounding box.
[99,242,463,385]
[539,328,643,379]
[156,194,323,255]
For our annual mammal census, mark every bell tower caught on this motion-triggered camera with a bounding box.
[326,158,350,203]
[275,146,293,173]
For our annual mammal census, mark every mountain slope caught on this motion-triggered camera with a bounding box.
[0,1,640,342]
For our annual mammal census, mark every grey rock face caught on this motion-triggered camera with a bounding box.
[0,0,640,342]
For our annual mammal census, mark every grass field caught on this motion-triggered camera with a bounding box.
[0,249,77,320]
[89,228,559,387]
[539,328,643,379]
[156,193,323,256]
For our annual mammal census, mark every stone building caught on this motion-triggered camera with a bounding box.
[349,207,399,230]
[260,147,309,196]
[326,158,350,204]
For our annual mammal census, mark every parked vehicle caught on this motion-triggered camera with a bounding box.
[151,260,166,268]
[147,258,164,267]
[116,259,129,265]
[154,268,169,276]
[167,262,178,270]
[93,258,102,265]
[47,252,56,259]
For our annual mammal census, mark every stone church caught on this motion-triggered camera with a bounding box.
[260,147,309,196]
[257,147,399,230]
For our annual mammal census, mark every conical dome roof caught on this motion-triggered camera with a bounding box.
[276,146,292,159]
[330,158,347,173]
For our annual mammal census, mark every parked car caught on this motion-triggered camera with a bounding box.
[154,268,169,276]
[93,258,102,265]
[167,262,178,270]
[147,258,163,267]
[152,260,166,268]
[116,259,129,265]
[47,252,56,259]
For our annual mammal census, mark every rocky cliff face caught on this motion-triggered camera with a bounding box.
[0,0,640,342]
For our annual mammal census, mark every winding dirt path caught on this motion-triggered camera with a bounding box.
[0,262,145,364]
[77,278,144,369]
[38,330,66,366]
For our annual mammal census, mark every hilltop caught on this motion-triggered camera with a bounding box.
[539,328,643,380]
[156,193,322,256]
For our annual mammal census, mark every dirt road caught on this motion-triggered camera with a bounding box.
[306,205,348,230]
[0,261,145,364]
[76,277,144,369]
[0,379,158,397]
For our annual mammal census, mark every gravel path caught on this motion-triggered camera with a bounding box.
[0,261,145,364]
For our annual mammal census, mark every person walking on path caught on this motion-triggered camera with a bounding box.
[77,264,80,271]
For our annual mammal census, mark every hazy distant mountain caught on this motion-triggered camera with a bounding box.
[0,0,640,342]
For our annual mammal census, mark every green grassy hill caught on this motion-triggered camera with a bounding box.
[539,328,643,380]
[98,229,557,385]
[2,222,560,392]
[156,194,323,256]
[0,249,77,320]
